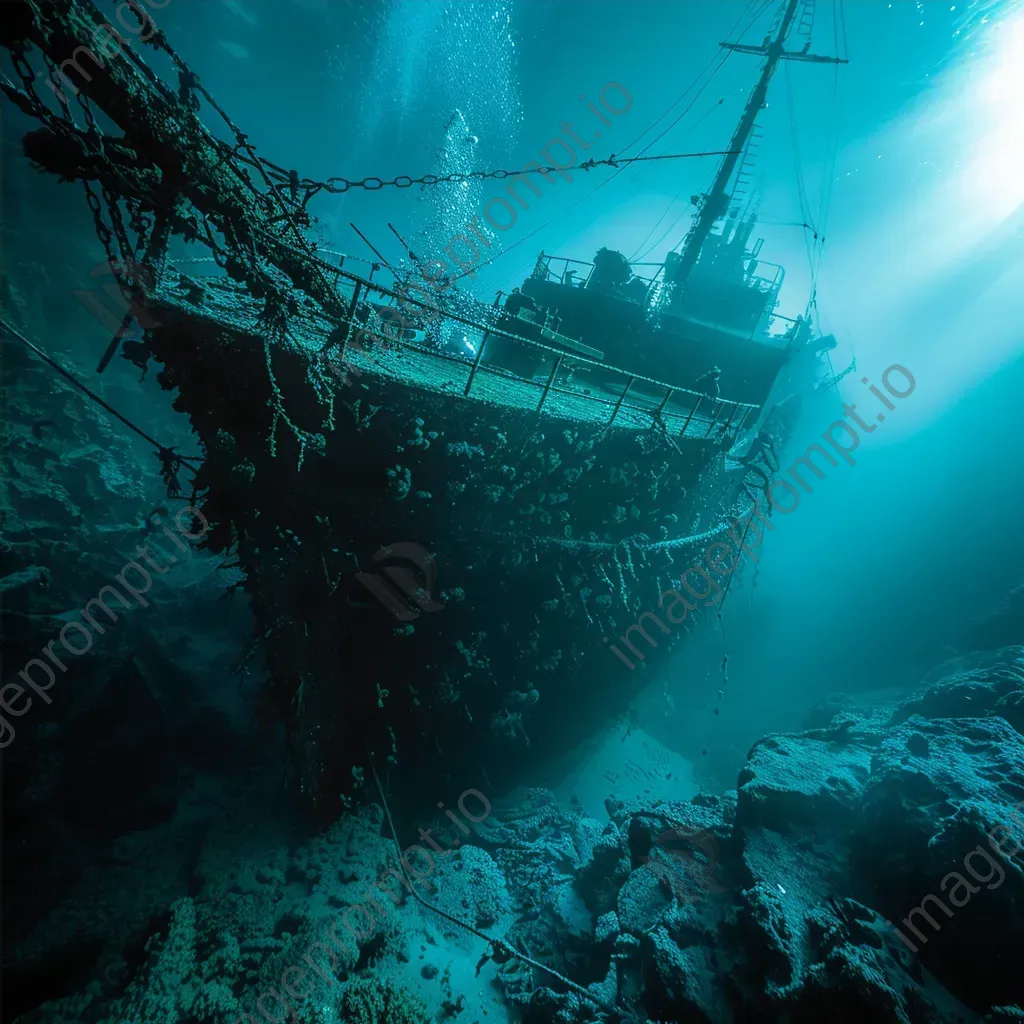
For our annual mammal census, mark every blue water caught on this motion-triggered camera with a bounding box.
[4,1,1024,1021]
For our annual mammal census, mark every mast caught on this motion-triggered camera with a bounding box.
[671,0,845,291]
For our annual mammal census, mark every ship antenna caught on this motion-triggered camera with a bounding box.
[671,0,847,291]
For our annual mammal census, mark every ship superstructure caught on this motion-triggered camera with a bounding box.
[491,0,846,423]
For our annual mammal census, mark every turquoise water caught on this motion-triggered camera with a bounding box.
[4,1,1024,1021]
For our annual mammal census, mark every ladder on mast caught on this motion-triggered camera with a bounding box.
[670,0,847,293]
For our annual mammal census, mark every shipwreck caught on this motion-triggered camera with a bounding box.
[1,0,847,822]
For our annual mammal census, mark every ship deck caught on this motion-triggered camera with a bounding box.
[155,264,760,442]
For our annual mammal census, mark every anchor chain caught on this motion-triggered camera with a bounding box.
[242,149,737,204]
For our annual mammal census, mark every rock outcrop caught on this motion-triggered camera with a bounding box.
[11,646,1024,1023]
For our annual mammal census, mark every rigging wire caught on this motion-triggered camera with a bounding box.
[1,318,203,496]
[633,204,691,263]
[624,94,735,263]
[627,0,775,183]
[628,0,775,165]
[628,190,690,263]
[243,148,740,198]
[618,0,763,164]
[465,73,731,283]
[624,80,743,264]
[612,0,773,222]
[808,0,847,320]
[625,96,734,263]
[784,61,819,279]
[819,2,847,232]
[628,0,781,264]
[367,756,625,1018]
[689,95,729,134]
[463,0,774,285]
[757,218,816,228]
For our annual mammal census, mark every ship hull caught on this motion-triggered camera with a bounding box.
[147,271,755,819]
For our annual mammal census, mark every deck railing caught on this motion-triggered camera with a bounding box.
[531,253,666,292]
[166,251,760,440]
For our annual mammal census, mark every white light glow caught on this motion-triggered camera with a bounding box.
[812,3,1024,421]
[966,12,1024,218]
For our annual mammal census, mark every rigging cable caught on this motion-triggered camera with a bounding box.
[626,0,775,167]
[633,203,693,263]
[784,0,821,281]
[482,0,776,286]
[464,57,736,284]
[625,0,779,261]
[626,97,734,262]
[1,319,203,495]
[784,61,819,281]
[235,2,767,217]
[624,0,769,198]
[660,0,789,259]
[240,149,743,198]
[817,2,847,262]
[367,756,625,1018]
[605,0,765,172]
[628,189,690,263]
[808,0,847,319]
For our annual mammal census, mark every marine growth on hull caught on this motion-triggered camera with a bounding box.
[3,1,1023,1022]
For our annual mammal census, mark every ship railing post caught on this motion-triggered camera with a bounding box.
[336,280,363,363]
[735,404,754,434]
[464,335,490,397]
[609,376,634,426]
[732,404,747,435]
[679,393,703,438]
[650,263,666,309]
[464,291,503,397]
[537,354,563,413]
[717,400,740,437]
[654,386,674,425]
[703,398,725,438]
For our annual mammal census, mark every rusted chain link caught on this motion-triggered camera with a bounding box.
[140,25,345,314]
[246,149,739,199]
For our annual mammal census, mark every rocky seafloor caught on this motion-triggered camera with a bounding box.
[7,643,1024,1024]
[4,226,1023,1024]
